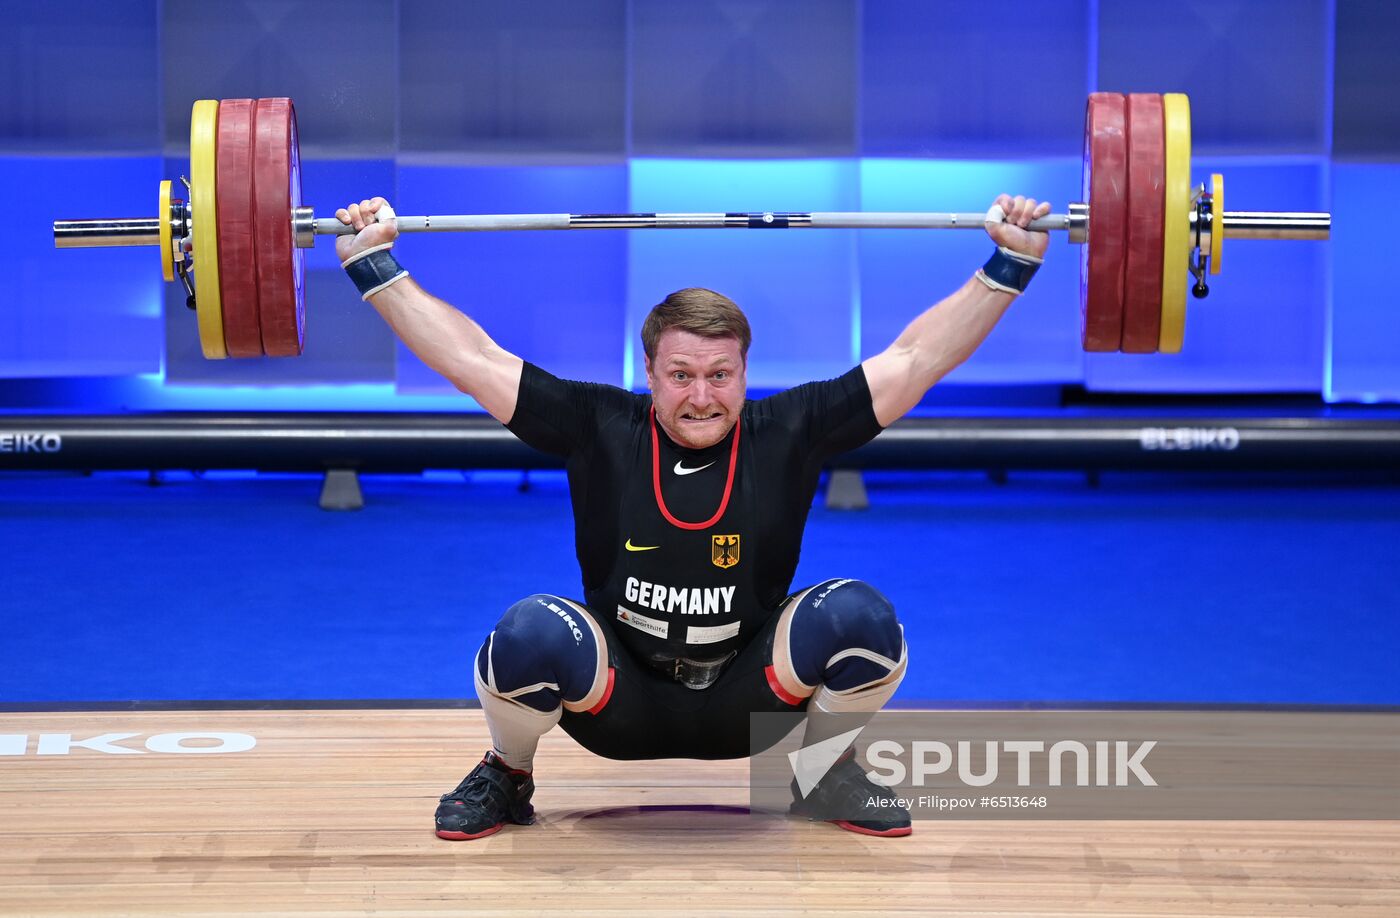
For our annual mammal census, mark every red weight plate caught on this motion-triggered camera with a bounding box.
[253,97,306,357]
[215,99,263,358]
[1121,93,1165,354]
[1080,92,1128,352]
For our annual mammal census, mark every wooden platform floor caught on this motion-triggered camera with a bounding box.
[1,709,1396,916]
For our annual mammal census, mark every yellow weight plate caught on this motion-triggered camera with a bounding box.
[1210,172,1223,275]
[158,179,175,283]
[1158,93,1191,353]
[190,99,227,359]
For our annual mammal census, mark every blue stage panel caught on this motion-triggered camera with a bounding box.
[1329,163,1400,402]
[1098,0,1332,156]
[862,1,1091,158]
[4,471,1399,705]
[1334,0,1400,159]
[400,0,626,158]
[161,0,397,158]
[627,159,861,389]
[2,2,159,155]
[858,158,1085,383]
[630,0,858,157]
[395,164,630,394]
[7,157,163,380]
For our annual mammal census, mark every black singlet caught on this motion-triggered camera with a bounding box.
[506,362,883,664]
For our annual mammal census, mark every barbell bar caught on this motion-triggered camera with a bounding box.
[53,93,1330,360]
[52,207,1327,245]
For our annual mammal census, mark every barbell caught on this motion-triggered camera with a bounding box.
[54,93,1329,360]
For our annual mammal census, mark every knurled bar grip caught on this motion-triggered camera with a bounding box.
[309,212,1071,234]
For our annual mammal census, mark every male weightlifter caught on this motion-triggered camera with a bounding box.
[336,193,1052,839]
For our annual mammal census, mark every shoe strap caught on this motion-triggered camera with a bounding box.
[473,760,520,796]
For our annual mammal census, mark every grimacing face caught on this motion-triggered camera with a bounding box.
[644,328,747,450]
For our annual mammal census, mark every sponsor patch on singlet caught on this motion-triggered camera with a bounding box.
[616,604,669,639]
[685,621,741,645]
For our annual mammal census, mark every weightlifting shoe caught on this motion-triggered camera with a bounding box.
[789,752,912,837]
[434,751,536,840]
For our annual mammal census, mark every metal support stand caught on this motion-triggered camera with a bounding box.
[825,469,869,511]
[319,468,363,511]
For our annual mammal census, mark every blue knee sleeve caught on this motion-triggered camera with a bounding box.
[788,579,904,691]
[475,595,600,712]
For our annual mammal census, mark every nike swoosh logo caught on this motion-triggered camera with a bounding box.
[625,539,660,552]
[674,460,717,476]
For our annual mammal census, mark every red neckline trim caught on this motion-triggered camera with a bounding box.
[650,407,740,530]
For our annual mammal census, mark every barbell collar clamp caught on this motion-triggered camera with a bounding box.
[293,206,316,250]
[1068,203,1089,245]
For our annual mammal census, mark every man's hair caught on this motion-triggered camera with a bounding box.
[640,288,752,363]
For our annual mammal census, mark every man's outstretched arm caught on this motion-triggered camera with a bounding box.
[336,197,523,425]
[861,194,1051,428]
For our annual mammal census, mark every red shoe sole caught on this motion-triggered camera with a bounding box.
[832,820,912,837]
[435,822,505,841]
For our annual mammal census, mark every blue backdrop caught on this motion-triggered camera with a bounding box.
[3,0,1395,407]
